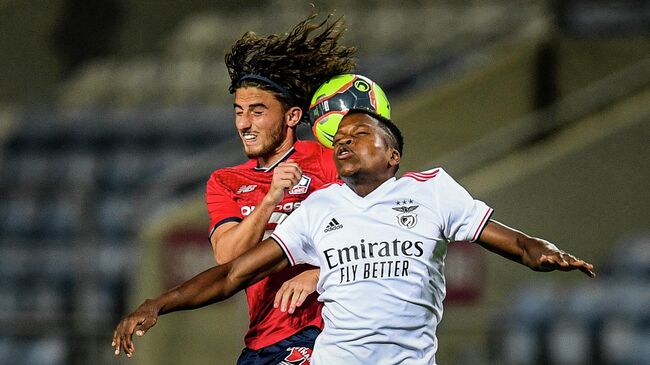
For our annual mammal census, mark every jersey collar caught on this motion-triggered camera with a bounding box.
[341,176,397,203]
[252,146,296,172]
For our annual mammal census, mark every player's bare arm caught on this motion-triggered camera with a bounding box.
[477,220,596,278]
[211,160,303,264]
[274,268,320,314]
[112,237,289,358]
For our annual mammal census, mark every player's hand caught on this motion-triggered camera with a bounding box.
[530,246,596,278]
[274,268,319,314]
[112,299,160,358]
[266,159,302,204]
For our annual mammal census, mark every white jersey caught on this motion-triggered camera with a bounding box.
[271,168,493,365]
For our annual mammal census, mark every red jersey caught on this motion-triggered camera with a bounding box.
[205,140,339,350]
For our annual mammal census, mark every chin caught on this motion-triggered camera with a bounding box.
[243,146,260,158]
[242,141,261,154]
[337,167,356,178]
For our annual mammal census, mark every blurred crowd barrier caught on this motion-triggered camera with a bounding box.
[490,236,650,365]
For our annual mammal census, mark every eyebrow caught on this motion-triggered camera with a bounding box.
[233,103,268,109]
[333,125,370,141]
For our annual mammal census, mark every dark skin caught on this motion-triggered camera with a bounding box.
[112,113,596,358]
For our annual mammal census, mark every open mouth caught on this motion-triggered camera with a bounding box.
[336,146,353,159]
[242,133,257,143]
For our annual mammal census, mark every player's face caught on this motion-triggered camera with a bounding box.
[332,113,399,179]
[234,87,291,159]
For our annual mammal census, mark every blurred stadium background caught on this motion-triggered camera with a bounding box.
[0,0,649,364]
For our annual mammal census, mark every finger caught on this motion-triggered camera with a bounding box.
[543,255,596,277]
[279,171,301,185]
[114,323,128,356]
[137,317,157,336]
[127,338,135,358]
[564,253,579,262]
[119,318,141,357]
[273,283,290,308]
[570,260,596,278]
[538,255,569,272]
[113,334,121,356]
[278,164,302,179]
[546,254,570,267]
[580,266,596,278]
[283,159,301,170]
[287,288,303,314]
[121,332,134,358]
[288,289,310,314]
[280,287,295,313]
[279,164,302,178]
[274,171,301,188]
[118,332,131,357]
[274,285,286,308]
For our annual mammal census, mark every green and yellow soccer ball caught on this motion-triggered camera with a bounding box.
[308,74,391,148]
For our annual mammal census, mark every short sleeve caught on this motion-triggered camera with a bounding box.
[433,169,493,242]
[271,201,319,267]
[206,173,243,236]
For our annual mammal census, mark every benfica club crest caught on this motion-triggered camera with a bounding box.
[392,200,419,229]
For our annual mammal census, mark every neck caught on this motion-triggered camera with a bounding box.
[256,136,297,168]
[342,171,395,197]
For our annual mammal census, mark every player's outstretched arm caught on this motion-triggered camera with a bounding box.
[112,238,288,358]
[477,220,596,278]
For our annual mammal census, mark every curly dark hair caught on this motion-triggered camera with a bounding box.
[225,13,356,116]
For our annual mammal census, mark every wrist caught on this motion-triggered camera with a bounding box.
[262,190,283,207]
[144,296,166,315]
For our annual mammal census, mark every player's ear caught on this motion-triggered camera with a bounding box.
[387,147,401,168]
[285,106,302,127]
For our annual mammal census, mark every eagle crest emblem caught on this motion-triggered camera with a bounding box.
[392,200,419,229]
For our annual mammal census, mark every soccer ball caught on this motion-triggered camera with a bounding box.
[308,74,391,148]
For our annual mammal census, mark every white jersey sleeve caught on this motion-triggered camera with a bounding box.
[433,169,493,242]
[270,199,319,267]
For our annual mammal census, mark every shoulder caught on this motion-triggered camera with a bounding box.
[207,160,256,188]
[400,167,444,183]
[209,160,254,178]
[397,168,458,195]
[294,140,332,160]
[295,140,327,152]
[303,181,344,202]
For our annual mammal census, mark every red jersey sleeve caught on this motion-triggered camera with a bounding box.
[206,172,243,236]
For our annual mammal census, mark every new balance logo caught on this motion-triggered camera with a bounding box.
[237,184,257,194]
[324,218,343,233]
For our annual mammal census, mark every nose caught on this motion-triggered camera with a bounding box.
[340,136,352,145]
[236,112,252,130]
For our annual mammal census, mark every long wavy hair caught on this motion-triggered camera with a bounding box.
[225,13,356,115]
